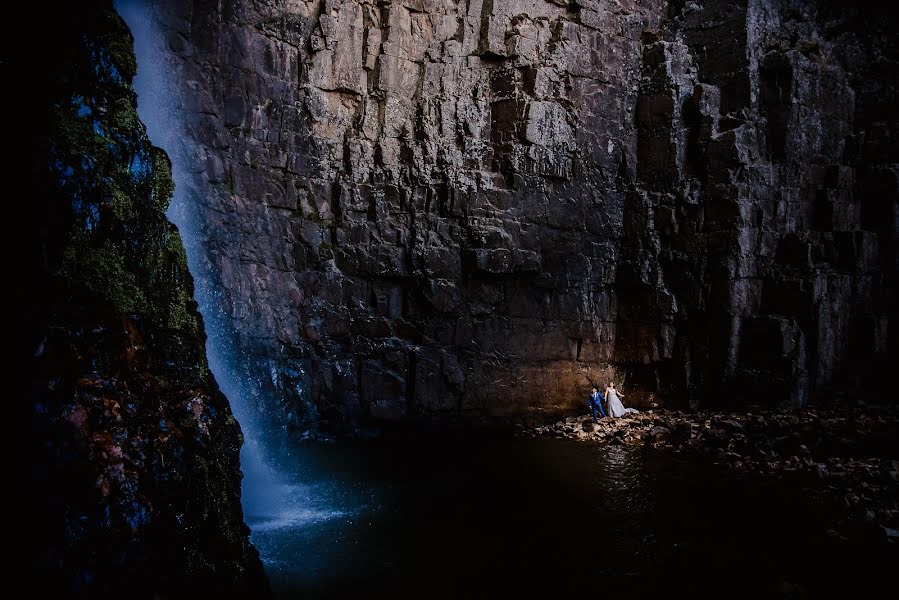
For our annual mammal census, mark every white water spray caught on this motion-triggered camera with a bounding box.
[115,0,278,509]
[115,2,343,534]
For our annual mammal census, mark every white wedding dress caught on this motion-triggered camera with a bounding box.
[606,389,638,417]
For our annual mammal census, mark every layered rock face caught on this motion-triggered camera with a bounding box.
[25,3,266,595]
[619,1,897,409]
[151,0,895,429]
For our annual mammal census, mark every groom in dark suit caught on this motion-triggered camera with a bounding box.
[589,387,606,422]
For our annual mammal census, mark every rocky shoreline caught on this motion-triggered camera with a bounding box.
[523,406,899,544]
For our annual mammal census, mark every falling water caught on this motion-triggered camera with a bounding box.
[116,1,346,543]
[109,6,896,596]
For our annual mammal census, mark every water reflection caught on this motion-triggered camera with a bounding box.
[244,436,815,598]
[245,434,896,599]
[601,443,648,496]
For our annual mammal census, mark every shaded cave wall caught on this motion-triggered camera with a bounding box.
[146,0,896,430]
[24,3,266,595]
[616,0,898,409]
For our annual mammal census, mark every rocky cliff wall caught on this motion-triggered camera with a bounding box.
[149,0,896,431]
[620,0,897,409]
[25,3,266,595]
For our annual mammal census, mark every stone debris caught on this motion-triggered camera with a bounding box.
[523,406,899,541]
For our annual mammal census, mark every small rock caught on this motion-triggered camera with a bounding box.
[648,426,671,443]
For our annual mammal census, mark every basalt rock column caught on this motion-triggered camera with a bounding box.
[615,0,897,409]
[152,0,666,429]
[151,0,895,427]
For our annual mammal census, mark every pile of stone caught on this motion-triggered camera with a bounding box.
[523,406,899,542]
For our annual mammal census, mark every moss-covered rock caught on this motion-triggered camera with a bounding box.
[26,2,267,596]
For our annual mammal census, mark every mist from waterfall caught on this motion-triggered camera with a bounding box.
[115,1,345,533]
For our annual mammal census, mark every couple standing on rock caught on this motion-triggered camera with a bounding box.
[589,383,638,423]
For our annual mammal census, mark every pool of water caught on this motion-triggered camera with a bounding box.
[246,431,894,598]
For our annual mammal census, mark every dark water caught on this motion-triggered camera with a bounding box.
[246,432,893,599]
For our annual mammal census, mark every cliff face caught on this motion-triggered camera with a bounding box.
[151,0,896,430]
[26,3,266,595]
[619,0,898,409]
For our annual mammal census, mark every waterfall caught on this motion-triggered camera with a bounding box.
[115,0,284,515]
[116,6,353,562]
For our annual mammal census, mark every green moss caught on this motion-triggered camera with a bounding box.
[307,207,325,224]
[48,5,202,345]
[61,233,144,314]
[212,180,236,194]
[34,3,267,594]
[796,40,821,56]
[177,412,198,434]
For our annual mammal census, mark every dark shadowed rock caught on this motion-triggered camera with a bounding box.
[649,425,672,444]
[24,3,267,595]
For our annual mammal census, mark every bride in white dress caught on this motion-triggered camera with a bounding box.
[604,383,638,417]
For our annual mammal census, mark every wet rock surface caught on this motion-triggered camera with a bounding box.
[525,405,899,542]
[24,3,266,595]
[149,0,896,430]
